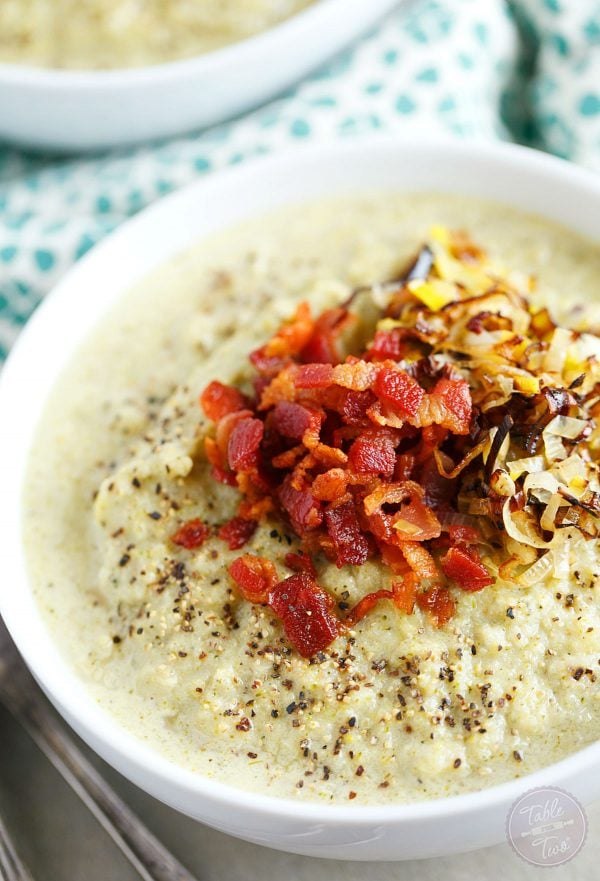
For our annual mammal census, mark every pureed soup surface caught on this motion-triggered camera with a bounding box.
[0,0,313,69]
[24,194,600,804]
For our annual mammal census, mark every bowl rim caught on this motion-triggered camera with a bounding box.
[1,135,600,827]
[0,0,396,85]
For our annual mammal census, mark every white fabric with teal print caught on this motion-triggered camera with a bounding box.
[0,0,599,362]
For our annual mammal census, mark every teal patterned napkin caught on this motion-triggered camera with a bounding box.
[0,0,598,363]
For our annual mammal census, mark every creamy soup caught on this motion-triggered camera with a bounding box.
[24,194,600,804]
[0,0,313,69]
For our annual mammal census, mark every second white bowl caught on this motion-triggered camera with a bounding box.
[0,0,399,152]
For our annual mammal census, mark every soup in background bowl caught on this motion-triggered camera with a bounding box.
[0,0,315,69]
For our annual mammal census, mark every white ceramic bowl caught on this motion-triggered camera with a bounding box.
[1,138,599,861]
[0,0,399,152]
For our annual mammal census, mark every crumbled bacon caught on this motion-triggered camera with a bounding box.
[171,518,210,550]
[284,552,317,578]
[373,367,425,419]
[250,302,314,374]
[295,363,335,388]
[227,418,264,471]
[400,541,439,580]
[272,401,322,443]
[312,468,348,501]
[200,381,249,422]
[392,575,417,614]
[197,232,562,656]
[300,307,353,365]
[367,328,406,361]
[229,554,278,604]
[269,574,340,657]
[345,589,395,625]
[441,546,494,592]
[348,431,396,478]
[338,392,375,428]
[218,517,257,550]
[447,524,481,545]
[363,482,441,544]
[324,502,370,567]
[416,586,456,627]
[279,476,323,533]
[426,378,472,436]
[345,575,419,625]
[204,436,238,486]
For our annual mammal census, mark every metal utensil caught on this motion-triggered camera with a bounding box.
[0,617,199,881]
[0,812,34,881]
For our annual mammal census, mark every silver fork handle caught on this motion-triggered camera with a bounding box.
[0,814,34,881]
[10,694,198,881]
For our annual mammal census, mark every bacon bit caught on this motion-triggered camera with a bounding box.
[464,311,488,334]
[211,465,238,486]
[269,574,339,657]
[200,380,249,422]
[441,546,494,592]
[348,431,396,478]
[271,444,306,470]
[218,517,258,550]
[229,554,279,604]
[284,552,317,578]
[215,408,254,457]
[373,368,425,419]
[333,360,378,391]
[239,496,275,521]
[446,524,482,546]
[259,366,298,410]
[426,378,472,435]
[203,434,233,480]
[288,452,317,490]
[432,524,483,551]
[392,575,417,614]
[252,302,314,370]
[204,436,222,468]
[324,502,370,567]
[272,401,322,442]
[380,543,411,575]
[279,476,323,533]
[363,482,441,544]
[345,589,394,626]
[171,518,210,550]
[312,468,348,501]
[300,307,353,365]
[311,442,348,468]
[249,351,287,377]
[367,328,406,361]
[295,363,335,388]
[418,463,455,512]
[401,541,439,581]
[339,389,376,424]
[394,452,416,482]
[204,437,238,486]
[227,418,264,471]
[417,586,456,627]
[419,423,449,456]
